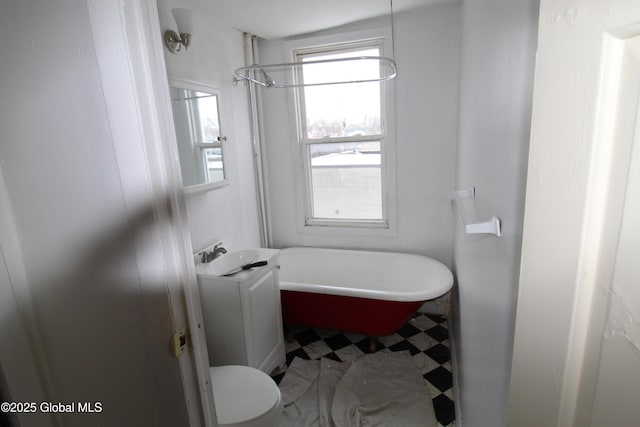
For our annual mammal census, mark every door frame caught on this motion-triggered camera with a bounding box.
[509,1,640,425]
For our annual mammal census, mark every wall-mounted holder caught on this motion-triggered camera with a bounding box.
[453,187,502,237]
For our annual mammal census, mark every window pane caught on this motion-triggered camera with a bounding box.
[309,142,382,220]
[301,49,381,139]
[202,147,224,182]
[194,92,220,143]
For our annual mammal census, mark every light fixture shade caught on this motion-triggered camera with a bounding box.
[172,8,195,35]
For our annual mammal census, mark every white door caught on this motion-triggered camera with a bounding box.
[0,1,213,426]
[510,1,640,426]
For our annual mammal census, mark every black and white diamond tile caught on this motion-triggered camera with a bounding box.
[274,313,456,426]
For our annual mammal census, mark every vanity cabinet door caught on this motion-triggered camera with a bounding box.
[241,267,285,373]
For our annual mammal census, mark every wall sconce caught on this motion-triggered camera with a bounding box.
[164,8,195,54]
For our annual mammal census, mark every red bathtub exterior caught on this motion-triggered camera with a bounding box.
[280,290,424,337]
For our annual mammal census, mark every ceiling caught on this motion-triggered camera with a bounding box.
[212,0,453,39]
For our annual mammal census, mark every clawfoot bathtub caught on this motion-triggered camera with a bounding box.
[278,247,453,351]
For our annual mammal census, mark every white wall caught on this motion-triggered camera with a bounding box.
[451,0,538,425]
[158,0,262,253]
[258,3,460,267]
[0,1,192,425]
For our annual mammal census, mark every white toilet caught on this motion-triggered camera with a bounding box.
[210,365,283,427]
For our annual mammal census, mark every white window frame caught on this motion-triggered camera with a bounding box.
[186,93,224,185]
[291,35,396,231]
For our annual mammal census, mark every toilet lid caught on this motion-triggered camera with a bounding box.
[210,366,281,425]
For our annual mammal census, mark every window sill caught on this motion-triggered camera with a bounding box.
[305,218,387,228]
[299,218,396,237]
[184,179,229,197]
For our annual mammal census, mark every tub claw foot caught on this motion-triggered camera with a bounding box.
[285,325,295,343]
[368,336,378,353]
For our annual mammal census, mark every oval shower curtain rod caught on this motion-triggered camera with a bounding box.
[233,55,398,88]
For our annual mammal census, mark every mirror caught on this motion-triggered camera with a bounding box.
[169,79,227,194]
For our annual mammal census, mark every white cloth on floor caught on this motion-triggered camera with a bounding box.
[278,358,321,427]
[278,357,350,427]
[331,351,436,426]
[277,352,437,427]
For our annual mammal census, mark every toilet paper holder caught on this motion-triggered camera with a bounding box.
[453,187,502,237]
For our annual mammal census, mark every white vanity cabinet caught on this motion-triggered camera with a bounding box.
[196,248,285,374]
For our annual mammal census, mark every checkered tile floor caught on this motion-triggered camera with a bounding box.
[272,313,456,426]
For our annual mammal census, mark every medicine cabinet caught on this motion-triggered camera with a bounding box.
[169,78,228,194]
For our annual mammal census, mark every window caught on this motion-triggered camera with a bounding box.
[294,40,389,227]
[189,90,224,183]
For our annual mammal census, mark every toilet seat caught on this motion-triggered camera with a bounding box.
[210,365,282,427]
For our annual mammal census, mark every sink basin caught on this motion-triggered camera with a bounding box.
[196,249,274,277]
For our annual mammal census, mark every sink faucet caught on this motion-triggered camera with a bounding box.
[201,243,227,263]
[212,243,227,258]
